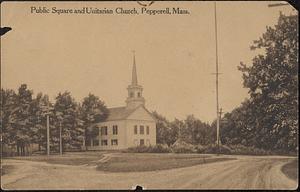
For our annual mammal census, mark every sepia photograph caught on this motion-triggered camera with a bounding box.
[0,0,298,190]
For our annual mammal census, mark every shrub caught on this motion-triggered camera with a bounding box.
[228,144,272,155]
[125,144,171,153]
[126,145,150,153]
[195,145,206,153]
[150,144,172,153]
[125,143,280,155]
[202,144,232,154]
[171,145,197,153]
[171,139,197,153]
[220,145,232,154]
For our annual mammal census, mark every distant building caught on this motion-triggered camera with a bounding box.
[87,53,156,150]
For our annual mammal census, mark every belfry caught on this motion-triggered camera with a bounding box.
[126,52,145,109]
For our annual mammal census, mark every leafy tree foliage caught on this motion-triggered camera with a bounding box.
[6,84,34,155]
[53,92,84,150]
[80,93,109,148]
[1,84,109,155]
[152,111,175,146]
[222,13,298,152]
[1,88,17,146]
[30,93,52,150]
[153,112,215,146]
[219,99,255,146]
[182,115,213,145]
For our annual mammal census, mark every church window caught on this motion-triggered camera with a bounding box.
[93,139,99,146]
[140,139,145,146]
[86,139,91,146]
[140,126,144,134]
[101,140,108,146]
[146,126,149,135]
[134,125,138,134]
[113,125,118,135]
[130,92,134,98]
[137,92,141,97]
[111,139,118,146]
[101,126,108,135]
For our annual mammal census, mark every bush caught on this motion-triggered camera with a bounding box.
[200,144,232,154]
[125,143,282,156]
[150,144,172,153]
[195,145,206,153]
[228,144,271,155]
[195,144,275,155]
[125,144,171,153]
[126,145,149,153]
[196,144,275,155]
[171,145,197,153]
[171,139,197,153]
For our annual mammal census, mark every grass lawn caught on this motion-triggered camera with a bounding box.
[281,159,298,181]
[7,151,105,166]
[96,153,236,172]
[4,152,236,172]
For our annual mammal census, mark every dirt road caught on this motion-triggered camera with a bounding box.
[1,155,297,190]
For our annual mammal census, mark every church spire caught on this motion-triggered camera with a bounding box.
[132,51,138,86]
[126,51,145,109]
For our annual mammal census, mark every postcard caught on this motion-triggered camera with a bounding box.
[1,1,298,190]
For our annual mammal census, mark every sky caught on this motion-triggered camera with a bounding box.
[1,1,295,123]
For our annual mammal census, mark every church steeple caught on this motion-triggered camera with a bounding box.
[126,51,145,109]
[132,52,138,86]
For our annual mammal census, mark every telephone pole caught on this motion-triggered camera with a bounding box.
[59,121,62,155]
[219,108,223,119]
[56,112,63,156]
[214,1,221,154]
[47,114,50,156]
[43,101,53,156]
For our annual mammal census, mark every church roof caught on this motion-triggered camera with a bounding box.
[106,106,137,121]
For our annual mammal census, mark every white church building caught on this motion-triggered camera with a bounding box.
[87,54,157,150]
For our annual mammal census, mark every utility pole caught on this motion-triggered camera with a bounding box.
[43,101,53,156]
[219,108,223,136]
[214,1,221,155]
[59,121,62,155]
[219,108,223,119]
[56,112,63,155]
[46,113,50,156]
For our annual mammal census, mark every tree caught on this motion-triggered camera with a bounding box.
[1,85,112,155]
[54,92,84,151]
[7,84,34,155]
[152,112,215,146]
[1,88,17,147]
[219,99,256,146]
[237,13,298,151]
[1,86,51,155]
[30,93,52,151]
[183,115,214,145]
[152,111,177,146]
[80,93,109,150]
